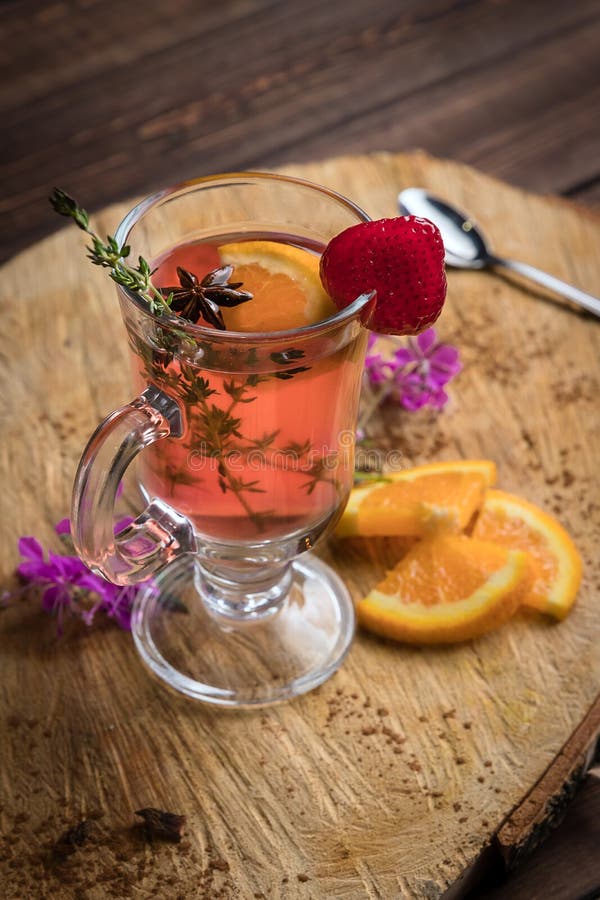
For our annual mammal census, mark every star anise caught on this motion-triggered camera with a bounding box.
[162,265,253,329]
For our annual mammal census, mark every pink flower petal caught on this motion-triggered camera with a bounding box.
[416,328,437,356]
[430,387,450,409]
[431,344,462,373]
[18,536,44,562]
[391,347,417,368]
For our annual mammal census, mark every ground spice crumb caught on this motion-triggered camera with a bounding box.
[455,757,466,765]
[282,877,289,883]
[382,726,406,744]
[453,802,461,812]
[408,760,422,772]
[363,698,372,708]
[297,873,310,882]
[494,788,501,794]
[351,693,358,700]
[134,808,186,843]
[477,776,485,783]
[418,715,428,723]
[482,820,489,827]
[361,726,378,736]
[442,708,456,719]
[53,820,95,858]
[210,857,230,872]
[377,707,389,717]
[429,791,443,798]
[484,760,492,767]
[459,816,468,824]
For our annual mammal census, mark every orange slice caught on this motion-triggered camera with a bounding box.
[357,534,530,644]
[472,489,582,620]
[218,240,336,332]
[337,460,496,538]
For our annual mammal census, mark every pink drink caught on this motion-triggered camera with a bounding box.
[131,235,368,543]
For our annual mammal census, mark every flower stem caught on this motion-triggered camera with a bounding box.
[358,378,394,433]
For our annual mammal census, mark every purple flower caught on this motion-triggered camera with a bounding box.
[16,519,144,634]
[364,328,461,412]
[364,332,391,386]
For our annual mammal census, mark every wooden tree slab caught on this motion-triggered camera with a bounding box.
[0,152,599,898]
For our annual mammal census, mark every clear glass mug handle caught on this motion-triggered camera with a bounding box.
[71,385,197,585]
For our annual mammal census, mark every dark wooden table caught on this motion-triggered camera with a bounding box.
[2,1,599,897]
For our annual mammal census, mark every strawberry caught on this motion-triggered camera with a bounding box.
[319,216,447,335]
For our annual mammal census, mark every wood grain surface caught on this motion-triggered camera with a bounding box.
[2,0,600,265]
[0,151,599,899]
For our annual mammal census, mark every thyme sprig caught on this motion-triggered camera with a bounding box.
[49,188,173,317]
[50,189,254,328]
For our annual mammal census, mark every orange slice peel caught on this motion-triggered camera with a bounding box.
[338,459,496,538]
[472,489,582,620]
[358,534,531,644]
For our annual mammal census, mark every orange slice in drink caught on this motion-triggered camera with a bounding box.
[472,490,582,620]
[218,241,336,332]
[337,460,496,538]
[357,534,530,644]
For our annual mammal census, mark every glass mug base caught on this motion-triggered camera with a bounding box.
[131,553,355,706]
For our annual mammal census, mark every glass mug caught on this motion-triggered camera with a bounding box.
[72,173,374,706]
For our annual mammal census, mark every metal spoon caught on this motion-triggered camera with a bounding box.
[398,187,600,318]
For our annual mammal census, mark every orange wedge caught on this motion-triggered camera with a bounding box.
[472,490,582,620]
[357,534,530,644]
[218,240,336,332]
[337,460,496,538]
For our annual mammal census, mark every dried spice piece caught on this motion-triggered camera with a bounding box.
[134,808,186,843]
[53,820,94,858]
[270,348,306,365]
[162,265,253,329]
[210,857,230,872]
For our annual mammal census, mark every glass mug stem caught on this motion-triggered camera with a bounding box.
[72,386,196,585]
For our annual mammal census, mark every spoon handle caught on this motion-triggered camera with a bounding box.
[490,255,600,318]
